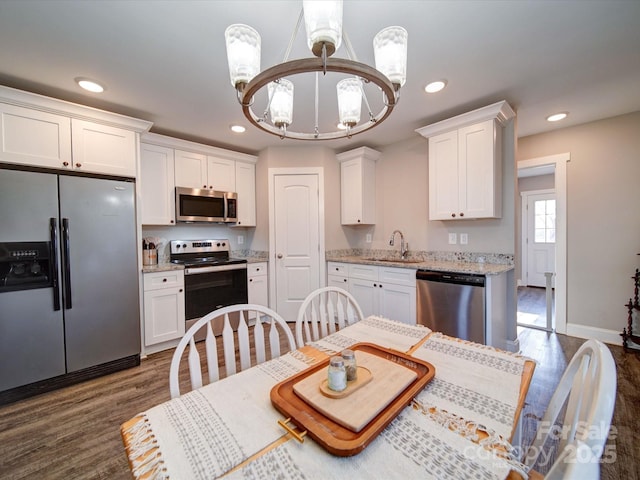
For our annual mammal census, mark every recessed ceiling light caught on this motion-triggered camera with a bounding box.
[75,77,105,93]
[546,112,568,122]
[424,80,447,94]
[230,125,246,133]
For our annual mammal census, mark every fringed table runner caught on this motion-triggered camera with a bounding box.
[222,405,527,480]
[123,350,316,480]
[309,315,431,354]
[411,333,531,440]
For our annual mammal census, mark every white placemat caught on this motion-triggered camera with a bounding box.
[309,315,431,354]
[411,333,530,439]
[124,350,316,480]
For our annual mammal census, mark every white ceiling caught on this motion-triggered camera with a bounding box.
[1,0,639,155]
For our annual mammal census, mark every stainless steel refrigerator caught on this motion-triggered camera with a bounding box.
[0,167,140,403]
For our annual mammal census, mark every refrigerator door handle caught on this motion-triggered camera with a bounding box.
[49,217,61,311]
[61,217,72,309]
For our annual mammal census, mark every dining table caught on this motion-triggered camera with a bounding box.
[121,315,536,480]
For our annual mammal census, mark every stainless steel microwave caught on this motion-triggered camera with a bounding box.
[175,187,238,223]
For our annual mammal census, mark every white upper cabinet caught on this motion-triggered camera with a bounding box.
[140,143,175,225]
[233,161,256,227]
[71,119,136,177]
[175,151,237,192]
[141,132,257,226]
[0,86,151,176]
[337,147,380,225]
[417,100,515,221]
[174,149,208,188]
[0,103,72,169]
[208,156,236,192]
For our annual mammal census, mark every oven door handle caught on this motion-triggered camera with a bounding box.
[184,264,247,275]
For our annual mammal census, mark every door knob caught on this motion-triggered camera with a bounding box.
[277,253,283,259]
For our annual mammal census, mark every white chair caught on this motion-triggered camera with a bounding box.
[295,286,364,348]
[524,339,616,478]
[169,304,296,398]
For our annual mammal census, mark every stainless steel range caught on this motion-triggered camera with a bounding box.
[170,239,248,330]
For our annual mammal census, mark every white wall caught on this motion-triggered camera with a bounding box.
[518,111,640,340]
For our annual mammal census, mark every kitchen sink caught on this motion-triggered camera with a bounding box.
[364,257,423,264]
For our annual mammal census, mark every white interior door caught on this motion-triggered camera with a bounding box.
[272,173,321,322]
[525,191,556,287]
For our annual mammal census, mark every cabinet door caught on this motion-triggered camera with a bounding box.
[0,103,72,169]
[71,119,136,177]
[207,156,236,191]
[378,282,416,324]
[428,129,459,219]
[144,286,186,346]
[348,278,377,318]
[233,161,256,227]
[458,119,500,218]
[174,150,208,188]
[140,143,175,225]
[340,158,375,225]
[248,275,269,307]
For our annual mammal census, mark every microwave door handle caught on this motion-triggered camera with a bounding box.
[224,193,228,221]
[49,218,61,311]
[61,218,72,309]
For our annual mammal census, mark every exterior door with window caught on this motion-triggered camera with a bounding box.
[526,192,556,287]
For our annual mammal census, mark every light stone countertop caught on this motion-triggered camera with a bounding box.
[326,255,514,276]
[142,263,184,274]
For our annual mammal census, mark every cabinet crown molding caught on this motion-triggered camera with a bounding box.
[336,146,381,163]
[0,85,153,133]
[415,100,515,139]
[142,132,257,164]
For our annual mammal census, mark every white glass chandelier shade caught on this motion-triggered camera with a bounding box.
[373,26,408,88]
[336,78,362,127]
[225,24,261,88]
[268,79,294,127]
[303,0,343,56]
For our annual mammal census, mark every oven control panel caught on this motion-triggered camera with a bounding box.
[170,239,229,255]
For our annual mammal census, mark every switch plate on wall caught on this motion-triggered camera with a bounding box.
[237,235,244,245]
[366,234,372,243]
[448,233,457,244]
[460,233,468,245]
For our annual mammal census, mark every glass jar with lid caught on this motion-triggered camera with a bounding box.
[341,349,358,381]
[327,356,347,392]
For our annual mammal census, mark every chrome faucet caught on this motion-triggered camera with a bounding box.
[389,230,408,259]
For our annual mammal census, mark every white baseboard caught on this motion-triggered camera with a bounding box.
[565,323,623,346]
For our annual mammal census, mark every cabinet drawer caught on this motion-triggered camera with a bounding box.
[144,270,184,291]
[348,263,378,281]
[379,266,416,287]
[327,262,348,276]
[248,262,267,277]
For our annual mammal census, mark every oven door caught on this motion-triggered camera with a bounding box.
[184,264,248,321]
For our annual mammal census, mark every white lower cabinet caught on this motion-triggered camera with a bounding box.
[328,262,417,324]
[247,262,268,307]
[143,270,185,346]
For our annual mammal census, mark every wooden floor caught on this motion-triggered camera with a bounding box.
[1,307,639,479]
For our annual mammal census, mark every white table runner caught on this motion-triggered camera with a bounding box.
[222,405,525,480]
[309,315,431,354]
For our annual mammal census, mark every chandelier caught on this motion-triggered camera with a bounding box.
[224,0,407,140]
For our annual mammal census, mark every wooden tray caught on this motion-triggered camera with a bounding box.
[270,343,435,456]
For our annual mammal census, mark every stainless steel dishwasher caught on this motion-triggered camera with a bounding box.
[416,270,486,344]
